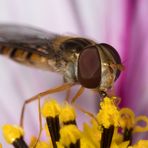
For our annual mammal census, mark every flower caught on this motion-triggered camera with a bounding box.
[0,0,148,147]
[2,96,148,148]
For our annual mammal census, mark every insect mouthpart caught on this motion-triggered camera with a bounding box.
[77,43,122,90]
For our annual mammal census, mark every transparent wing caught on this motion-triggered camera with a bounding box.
[0,24,58,70]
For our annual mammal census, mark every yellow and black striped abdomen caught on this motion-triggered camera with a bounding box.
[0,46,53,70]
[0,24,64,71]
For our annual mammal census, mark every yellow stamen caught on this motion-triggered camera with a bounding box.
[97,97,120,128]
[59,125,81,147]
[59,104,76,123]
[81,123,101,147]
[134,115,148,133]
[119,108,135,129]
[56,142,64,148]
[2,124,24,144]
[41,99,61,118]
[112,127,123,144]
[80,137,97,148]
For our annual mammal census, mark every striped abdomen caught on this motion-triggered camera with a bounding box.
[0,45,53,70]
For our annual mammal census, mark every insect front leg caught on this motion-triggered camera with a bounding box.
[20,83,74,127]
[65,88,71,102]
[71,86,85,104]
[32,95,42,148]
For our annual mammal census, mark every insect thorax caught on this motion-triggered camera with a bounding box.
[52,36,95,83]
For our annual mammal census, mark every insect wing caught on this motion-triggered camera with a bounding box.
[0,24,56,55]
[0,24,57,70]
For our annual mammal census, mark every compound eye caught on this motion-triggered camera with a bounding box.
[78,46,101,88]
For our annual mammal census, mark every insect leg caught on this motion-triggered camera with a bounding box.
[65,88,71,102]
[30,95,43,148]
[71,86,85,103]
[20,83,74,127]
[74,104,99,124]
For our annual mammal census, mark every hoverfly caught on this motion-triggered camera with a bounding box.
[0,24,123,127]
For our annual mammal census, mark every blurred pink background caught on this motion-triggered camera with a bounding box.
[0,0,148,146]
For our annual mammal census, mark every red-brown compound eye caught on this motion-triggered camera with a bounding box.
[78,46,101,88]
